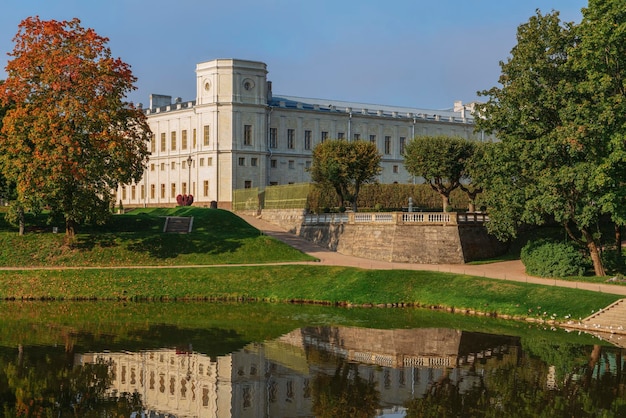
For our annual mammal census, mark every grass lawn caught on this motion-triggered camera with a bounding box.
[0,265,620,322]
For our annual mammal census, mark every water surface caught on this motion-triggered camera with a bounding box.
[0,302,623,417]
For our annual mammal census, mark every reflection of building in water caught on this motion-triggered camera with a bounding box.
[279,327,521,413]
[77,327,520,417]
[78,347,311,418]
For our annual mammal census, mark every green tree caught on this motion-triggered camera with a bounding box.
[309,139,381,211]
[460,141,488,212]
[0,17,150,239]
[403,135,476,212]
[310,140,350,208]
[571,0,626,272]
[475,6,626,276]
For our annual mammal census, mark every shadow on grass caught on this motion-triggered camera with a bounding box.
[0,208,266,263]
[126,233,244,260]
[72,234,119,251]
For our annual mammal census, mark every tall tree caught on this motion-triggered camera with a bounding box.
[475,6,626,276]
[0,79,23,234]
[571,0,626,271]
[345,140,382,212]
[310,140,350,208]
[403,135,475,212]
[0,17,150,238]
[309,139,381,212]
[0,81,11,206]
[460,141,488,212]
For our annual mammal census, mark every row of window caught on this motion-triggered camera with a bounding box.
[265,127,405,155]
[145,156,398,173]
[151,126,211,153]
[119,181,211,200]
[237,157,310,170]
[145,157,316,171]
[121,162,401,201]
[149,157,213,172]
[153,124,407,156]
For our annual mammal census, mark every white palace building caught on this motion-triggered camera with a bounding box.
[118,58,490,209]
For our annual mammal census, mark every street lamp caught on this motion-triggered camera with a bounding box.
[186,155,193,195]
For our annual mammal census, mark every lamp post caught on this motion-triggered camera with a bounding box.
[186,155,193,196]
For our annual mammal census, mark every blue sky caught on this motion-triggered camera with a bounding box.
[1,0,587,110]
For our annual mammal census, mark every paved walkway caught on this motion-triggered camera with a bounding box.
[237,213,626,297]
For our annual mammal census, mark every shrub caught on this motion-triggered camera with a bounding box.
[600,247,624,274]
[520,239,589,278]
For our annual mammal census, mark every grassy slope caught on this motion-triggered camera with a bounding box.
[0,207,622,322]
[0,207,315,266]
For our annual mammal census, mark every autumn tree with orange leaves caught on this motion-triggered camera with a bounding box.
[0,17,150,237]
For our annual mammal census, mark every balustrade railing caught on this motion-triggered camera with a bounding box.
[354,213,395,223]
[457,212,489,223]
[303,212,488,225]
[303,213,349,224]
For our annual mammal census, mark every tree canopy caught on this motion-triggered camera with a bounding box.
[0,17,150,237]
[309,139,381,212]
[475,3,626,276]
[403,135,477,212]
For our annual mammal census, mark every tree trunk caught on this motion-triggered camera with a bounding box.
[615,223,623,268]
[459,185,482,213]
[17,205,24,236]
[65,218,76,239]
[333,186,344,209]
[584,345,602,388]
[582,229,606,276]
[352,184,360,212]
[441,194,450,212]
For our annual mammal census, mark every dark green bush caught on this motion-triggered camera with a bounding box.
[520,239,590,278]
[600,246,624,274]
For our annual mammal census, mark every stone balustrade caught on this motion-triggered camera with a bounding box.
[304,211,488,226]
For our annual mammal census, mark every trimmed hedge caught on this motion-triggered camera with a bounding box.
[232,182,473,212]
[307,183,471,213]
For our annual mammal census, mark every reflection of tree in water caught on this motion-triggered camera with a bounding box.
[311,360,380,418]
[404,367,490,417]
[0,344,144,416]
[405,345,626,417]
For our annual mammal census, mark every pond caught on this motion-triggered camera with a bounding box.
[0,302,624,417]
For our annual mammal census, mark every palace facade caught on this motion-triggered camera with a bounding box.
[118,58,490,209]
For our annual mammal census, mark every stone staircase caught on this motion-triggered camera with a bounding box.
[579,298,626,333]
[561,298,626,348]
[163,216,193,233]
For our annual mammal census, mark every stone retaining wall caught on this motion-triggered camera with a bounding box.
[256,208,307,234]
[256,209,507,264]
